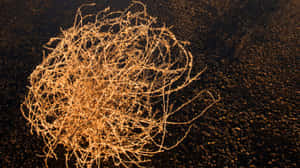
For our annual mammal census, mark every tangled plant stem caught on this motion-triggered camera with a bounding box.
[21,1,220,167]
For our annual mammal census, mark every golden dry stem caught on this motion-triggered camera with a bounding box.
[21,1,220,167]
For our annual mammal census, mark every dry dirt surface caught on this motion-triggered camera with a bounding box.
[0,0,299,167]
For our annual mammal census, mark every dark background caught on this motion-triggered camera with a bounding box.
[0,0,299,167]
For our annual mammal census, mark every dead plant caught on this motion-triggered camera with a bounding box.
[21,1,220,167]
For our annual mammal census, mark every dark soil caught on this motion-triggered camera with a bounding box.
[1,0,299,167]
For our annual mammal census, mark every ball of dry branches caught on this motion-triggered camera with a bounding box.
[21,1,219,167]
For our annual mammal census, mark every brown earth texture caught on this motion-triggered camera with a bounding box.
[0,0,299,167]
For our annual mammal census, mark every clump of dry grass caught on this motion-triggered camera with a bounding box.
[21,1,220,167]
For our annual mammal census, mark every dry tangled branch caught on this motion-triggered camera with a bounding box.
[21,1,220,167]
